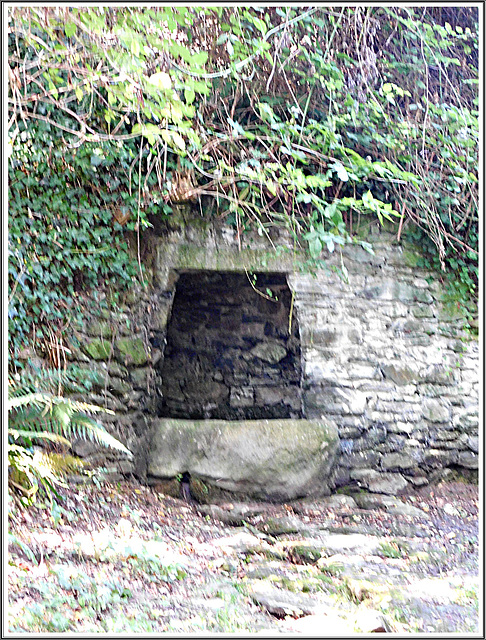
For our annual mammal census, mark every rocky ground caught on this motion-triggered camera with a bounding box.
[7,475,480,635]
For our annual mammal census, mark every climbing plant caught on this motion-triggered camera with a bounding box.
[8,6,479,367]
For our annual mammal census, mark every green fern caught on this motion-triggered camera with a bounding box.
[8,378,132,457]
[8,367,132,507]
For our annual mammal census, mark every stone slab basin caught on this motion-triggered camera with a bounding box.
[148,418,339,501]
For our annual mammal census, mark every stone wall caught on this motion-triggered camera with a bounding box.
[288,245,479,491]
[66,220,479,492]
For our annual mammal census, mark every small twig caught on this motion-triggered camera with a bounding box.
[136,135,144,282]
[397,200,407,242]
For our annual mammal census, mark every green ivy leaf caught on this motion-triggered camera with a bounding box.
[192,51,208,66]
[184,87,195,105]
[64,23,76,38]
[332,162,349,182]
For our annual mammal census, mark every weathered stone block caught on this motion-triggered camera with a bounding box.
[386,422,415,435]
[405,476,429,487]
[362,424,387,445]
[419,364,454,384]
[149,302,172,332]
[413,277,431,289]
[422,449,457,467]
[108,362,129,377]
[303,357,351,384]
[381,452,419,471]
[338,426,363,439]
[390,318,421,335]
[130,367,152,388]
[340,450,380,469]
[466,435,479,453]
[83,338,112,361]
[184,379,228,403]
[86,319,113,339]
[116,337,150,366]
[422,399,451,423]
[107,377,132,396]
[394,282,434,304]
[148,418,339,501]
[380,363,419,385]
[348,364,380,380]
[361,281,433,303]
[126,390,144,409]
[349,469,409,494]
[240,322,266,339]
[412,305,435,318]
[250,341,287,364]
[230,386,254,408]
[429,428,460,442]
[457,450,478,469]
[255,386,297,407]
[353,493,425,518]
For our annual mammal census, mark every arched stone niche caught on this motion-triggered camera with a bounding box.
[159,270,303,421]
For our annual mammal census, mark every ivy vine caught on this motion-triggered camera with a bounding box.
[8,6,479,366]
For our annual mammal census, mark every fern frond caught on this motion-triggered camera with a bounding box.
[9,428,71,448]
[8,371,133,506]
[70,415,133,457]
[29,450,69,488]
[8,392,53,411]
[52,400,74,434]
[9,364,106,398]
[65,399,115,416]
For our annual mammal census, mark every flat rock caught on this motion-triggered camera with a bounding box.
[148,418,339,501]
[320,494,358,509]
[250,341,287,364]
[353,493,425,517]
[258,516,303,536]
[210,530,266,552]
[354,607,392,633]
[350,469,409,494]
[245,561,289,580]
[319,532,383,556]
[248,582,330,618]
[198,503,267,525]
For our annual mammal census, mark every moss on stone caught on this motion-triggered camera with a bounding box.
[401,248,422,268]
[130,367,151,388]
[436,301,467,322]
[116,337,149,365]
[107,376,132,395]
[83,338,112,361]
[290,544,323,564]
[86,320,113,339]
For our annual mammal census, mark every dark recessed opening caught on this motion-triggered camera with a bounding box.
[158,271,303,420]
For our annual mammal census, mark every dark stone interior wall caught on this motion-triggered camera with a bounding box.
[159,271,302,420]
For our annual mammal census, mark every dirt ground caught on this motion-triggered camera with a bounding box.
[7,475,481,634]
